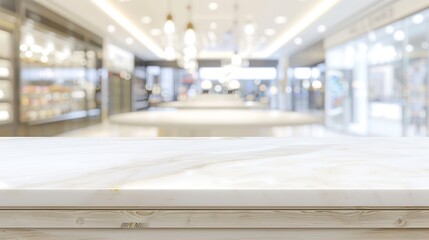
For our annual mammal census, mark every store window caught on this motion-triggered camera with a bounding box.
[19,23,102,123]
[104,43,134,115]
[133,65,148,111]
[289,65,325,113]
[198,67,277,105]
[326,8,429,137]
[0,28,13,125]
[146,67,178,104]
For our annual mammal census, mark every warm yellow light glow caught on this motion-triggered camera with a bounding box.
[91,0,165,58]
[184,24,196,46]
[255,0,341,58]
[201,80,213,90]
[164,14,176,34]
[0,110,10,121]
[312,80,323,89]
[228,80,241,90]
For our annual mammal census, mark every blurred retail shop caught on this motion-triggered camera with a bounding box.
[0,0,429,137]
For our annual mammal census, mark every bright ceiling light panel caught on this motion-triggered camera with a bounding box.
[107,25,116,33]
[264,29,276,36]
[244,23,255,35]
[208,2,218,11]
[256,0,341,58]
[412,14,424,24]
[275,16,288,25]
[368,32,377,42]
[317,25,326,33]
[91,0,165,58]
[294,37,303,45]
[126,37,134,45]
[394,30,405,42]
[150,28,162,36]
[385,25,395,34]
[141,16,152,24]
[210,22,218,30]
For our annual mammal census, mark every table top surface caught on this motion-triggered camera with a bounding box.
[153,95,268,110]
[153,101,267,109]
[109,110,320,127]
[1,138,429,208]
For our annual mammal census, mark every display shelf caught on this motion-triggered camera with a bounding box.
[0,57,11,61]
[26,110,88,126]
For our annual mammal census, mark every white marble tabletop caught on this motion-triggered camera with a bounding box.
[153,95,268,110]
[1,138,429,209]
[109,110,320,128]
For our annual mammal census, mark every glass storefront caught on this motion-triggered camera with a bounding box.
[326,8,429,137]
[288,64,325,113]
[133,65,149,111]
[198,67,278,106]
[104,43,134,116]
[20,23,102,124]
[0,16,14,125]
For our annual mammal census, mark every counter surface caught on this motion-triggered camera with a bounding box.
[109,110,320,127]
[1,138,429,208]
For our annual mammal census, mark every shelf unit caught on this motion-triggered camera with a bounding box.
[0,7,16,129]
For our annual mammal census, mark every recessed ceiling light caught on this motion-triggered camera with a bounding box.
[208,2,218,11]
[107,25,116,33]
[210,22,218,30]
[368,32,377,42]
[244,23,255,35]
[393,30,405,41]
[264,29,276,36]
[126,37,134,45]
[294,37,303,45]
[275,16,287,25]
[150,28,162,36]
[141,16,152,24]
[422,41,429,49]
[406,44,414,53]
[91,0,165,58]
[385,25,395,34]
[256,0,341,58]
[317,25,326,33]
[412,14,424,24]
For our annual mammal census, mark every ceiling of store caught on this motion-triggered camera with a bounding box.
[36,0,394,60]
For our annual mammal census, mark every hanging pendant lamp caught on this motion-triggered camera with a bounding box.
[231,2,242,67]
[184,4,196,46]
[164,0,175,34]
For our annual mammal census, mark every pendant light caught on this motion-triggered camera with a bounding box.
[164,0,175,34]
[184,3,196,46]
[231,2,242,67]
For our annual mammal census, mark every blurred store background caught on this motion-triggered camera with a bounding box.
[0,0,428,137]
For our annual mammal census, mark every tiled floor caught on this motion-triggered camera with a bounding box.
[59,122,346,137]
